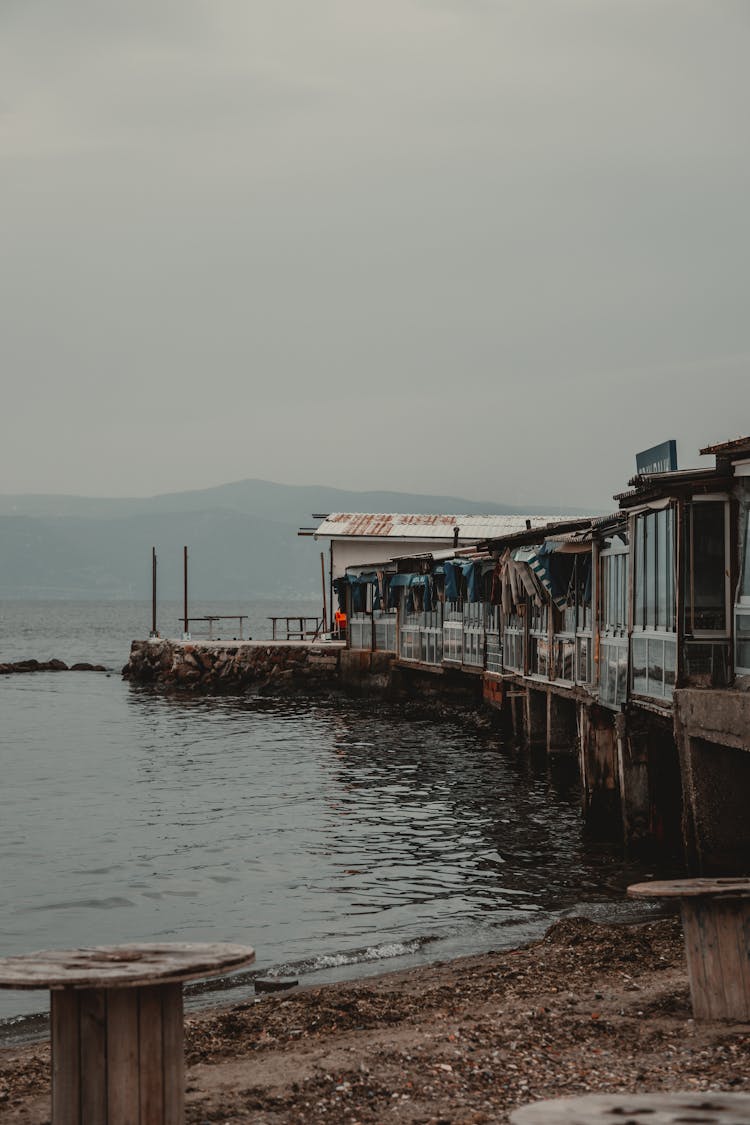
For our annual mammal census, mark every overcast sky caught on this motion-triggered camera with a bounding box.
[1,1,747,509]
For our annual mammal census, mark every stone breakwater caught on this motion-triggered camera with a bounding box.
[123,639,343,692]
[0,659,106,675]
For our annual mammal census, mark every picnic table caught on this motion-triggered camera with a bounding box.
[267,616,323,640]
[0,941,255,1124]
[628,877,750,1021]
[510,1091,750,1123]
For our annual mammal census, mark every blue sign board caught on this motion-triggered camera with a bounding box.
[636,440,678,475]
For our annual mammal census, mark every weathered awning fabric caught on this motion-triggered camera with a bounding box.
[443,560,481,603]
[530,542,592,608]
[519,544,569,609]
[384,576,431,612]
[492,549,543,614]
[338,572,384,611]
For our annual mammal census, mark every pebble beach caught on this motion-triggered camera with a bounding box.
[3,915,750,1124]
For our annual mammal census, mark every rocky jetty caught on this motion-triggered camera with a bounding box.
[123,638,341,692]
[0,659,106,675]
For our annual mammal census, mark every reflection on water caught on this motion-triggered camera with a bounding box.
[1,601,668,1040]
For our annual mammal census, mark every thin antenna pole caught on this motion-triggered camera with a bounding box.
[183,546,189,637]
[151,547,157,636]
[320,551,328,633]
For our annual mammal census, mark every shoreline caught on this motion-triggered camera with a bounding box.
[3,915,749,1123]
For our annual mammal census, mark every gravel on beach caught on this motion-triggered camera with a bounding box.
[2,915,750,1124]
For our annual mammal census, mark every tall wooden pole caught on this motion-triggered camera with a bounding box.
[183,546,189,637]
[320,552,328,632]
[151,547,157,636]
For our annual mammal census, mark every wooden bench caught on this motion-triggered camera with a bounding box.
[628,877,750,1021]
[510,1091,750,1123]
[0,941,255,1124]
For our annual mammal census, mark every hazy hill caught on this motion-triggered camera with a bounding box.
[0,479,589,599]
[0,478,577,522]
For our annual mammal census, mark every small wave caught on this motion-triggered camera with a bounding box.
[0,1010,49,1047]
[265,935,438,980]
[185,934,439,1001]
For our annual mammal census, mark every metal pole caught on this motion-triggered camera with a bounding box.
[151,547,157,636]
[320,552,328,633]
[183,546,189,638]
[329,542,334,637]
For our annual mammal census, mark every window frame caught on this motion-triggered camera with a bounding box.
[683,495,731,639]
[631,503,677,635]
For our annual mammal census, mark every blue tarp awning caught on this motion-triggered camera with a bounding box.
[443,559,480,603]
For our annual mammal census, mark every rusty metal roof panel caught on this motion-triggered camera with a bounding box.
[700,434,750,457]
[615,467,728,504]
[313,513,583,540]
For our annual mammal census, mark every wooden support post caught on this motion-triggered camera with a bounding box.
[320,552,328,633]
[681,896,750,1020]
[151,548,158,637]
[183,546,189,639]
[52,984,186,1124]
[629,879,750,1022]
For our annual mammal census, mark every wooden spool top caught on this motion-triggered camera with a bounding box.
[510,1091,750,1123]
[628,877,750,900]
[0,942,255,991]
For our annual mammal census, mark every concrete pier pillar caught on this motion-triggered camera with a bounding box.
[547,692,578,754]
[526,688,547,749]
[578,704,620,837]
[614,711,651,850]
[674,689,750,874]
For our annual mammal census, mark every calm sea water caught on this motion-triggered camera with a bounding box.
[0,600,665,1042]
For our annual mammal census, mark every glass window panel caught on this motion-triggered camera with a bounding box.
[562,640,574,681]
[684,502,726,633]
[622,555,629,630]
[742,509,750,600]
[736,612,750,672]
[645,512,656,629]
[634,518,645,627]
[657,509,667,628]
[632,636,648,694]
[612,557,619,627]
[602,558,611,630]
[664,637,676,698]
[648,636,665,697]
[666,507,675,630]
[617,647,628,705]
[606,652,617,703]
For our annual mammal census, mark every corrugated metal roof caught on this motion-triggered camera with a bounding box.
[700,434,750,456]
[625,467,718,489]
[313,513,581,540]
[479,516,595,550]
[615,466,728,504]
[544,528,593,545]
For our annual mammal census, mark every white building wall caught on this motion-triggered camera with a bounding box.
[327,537,463,580]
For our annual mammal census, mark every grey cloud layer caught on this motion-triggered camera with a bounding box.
[1,1,747,505]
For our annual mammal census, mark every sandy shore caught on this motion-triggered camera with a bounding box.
[2,916,749,1123]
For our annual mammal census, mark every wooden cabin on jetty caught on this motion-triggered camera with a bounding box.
[311,436,750,874]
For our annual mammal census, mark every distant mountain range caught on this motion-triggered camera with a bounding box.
[0,479,588,600]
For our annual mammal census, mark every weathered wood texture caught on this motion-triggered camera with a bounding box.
[0,941,255,989]
[681,897,750,1020]
[51,983,186,1124]
[628,879,750,1021]
[106,988,138,1125]
[510,1091,750,1123]
[628,877,750,899]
